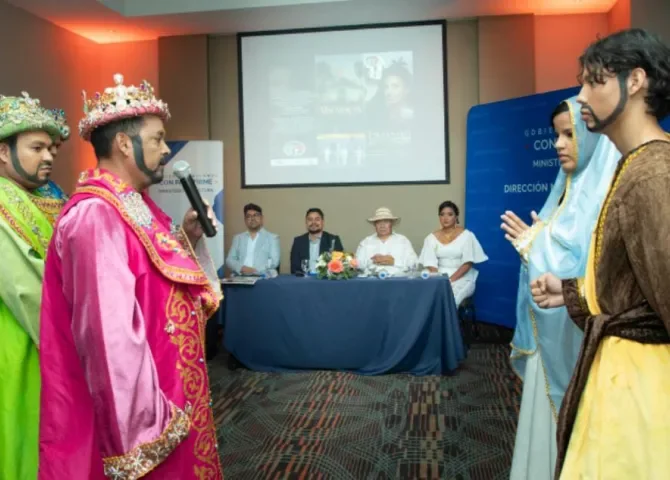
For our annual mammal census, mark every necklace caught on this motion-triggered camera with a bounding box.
[437,226,463,244]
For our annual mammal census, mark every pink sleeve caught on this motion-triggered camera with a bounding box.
[59,198,190,473]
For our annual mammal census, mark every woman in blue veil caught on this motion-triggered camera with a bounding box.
[504,97,620,479]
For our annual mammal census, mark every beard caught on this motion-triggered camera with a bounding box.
[131,135,166,185]
[149,165,164,185]
[10,148,49,187]
[582,73,629,132]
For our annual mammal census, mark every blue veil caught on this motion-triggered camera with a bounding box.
[510,96,620,417]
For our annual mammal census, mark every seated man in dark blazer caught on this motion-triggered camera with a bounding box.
[290,208,344,274]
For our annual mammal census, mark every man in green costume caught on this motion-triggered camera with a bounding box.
[0,92,66,479]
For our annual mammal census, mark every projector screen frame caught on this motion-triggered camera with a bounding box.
[237,19,450,189]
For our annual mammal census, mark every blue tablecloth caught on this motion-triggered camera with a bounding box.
[223,275,466,375]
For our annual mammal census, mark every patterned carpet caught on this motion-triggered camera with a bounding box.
[209,324,521,480]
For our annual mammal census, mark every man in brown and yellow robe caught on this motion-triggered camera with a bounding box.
[531,28,670,479]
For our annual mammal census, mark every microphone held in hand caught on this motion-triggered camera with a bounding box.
[172,160,217,238]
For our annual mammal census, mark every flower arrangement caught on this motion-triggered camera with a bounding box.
[315,251,359,280]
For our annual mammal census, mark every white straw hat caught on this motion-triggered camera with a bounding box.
[367,207,400,224]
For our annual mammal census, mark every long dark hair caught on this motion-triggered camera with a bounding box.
[579,28,670,120]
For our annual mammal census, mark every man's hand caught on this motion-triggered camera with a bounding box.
[531,273,565,308]
[240,266,258,275]
[182,201,217,246]
[371,254,395,266]
[501,210,540,242]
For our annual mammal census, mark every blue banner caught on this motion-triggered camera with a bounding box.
[466,88,670,329]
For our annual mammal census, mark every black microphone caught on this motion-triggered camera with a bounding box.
[172,160,217,238]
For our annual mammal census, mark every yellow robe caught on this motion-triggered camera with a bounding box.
[558,140,670,479]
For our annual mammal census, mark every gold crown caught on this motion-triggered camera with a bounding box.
[79,73,170,141]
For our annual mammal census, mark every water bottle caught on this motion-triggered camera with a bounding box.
[264,258,277,278]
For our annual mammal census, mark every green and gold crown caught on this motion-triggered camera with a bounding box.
[79,73,170,141]
[0,92,61,142]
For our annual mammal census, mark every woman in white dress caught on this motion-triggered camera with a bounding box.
[419,201,488,306]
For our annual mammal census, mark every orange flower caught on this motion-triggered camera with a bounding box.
[349,258,359,268]
[328,259,344,273]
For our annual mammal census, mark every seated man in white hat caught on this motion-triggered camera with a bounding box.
[355,207,418,276]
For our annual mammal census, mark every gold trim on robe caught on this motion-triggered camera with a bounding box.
[102,403,191,480]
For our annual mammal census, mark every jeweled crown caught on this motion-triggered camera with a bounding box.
[78,73,170,141]
[0,92,60,142]
[49,108,71,141]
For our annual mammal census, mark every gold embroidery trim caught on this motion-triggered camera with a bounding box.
[509,299,540,364]
[0,181,50,253]
[528,307,559,421]
[156,232,189,259]
[79,169,128,194]
[575,277,590,315]
[594,146,647,263]
[28,194,65,226]
[174,227,198,263]
[509,307,559,421]
[515,221,545,262]
[74,186,210,286]
[102,403,191,480]
[166,286,222,478]
[179,226,224,308]
[0,202,33,247]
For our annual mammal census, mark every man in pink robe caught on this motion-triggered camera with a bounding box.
[38,74,224,479]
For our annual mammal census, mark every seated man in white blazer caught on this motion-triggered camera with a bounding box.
[355,207,418,276]
[226,203,280,275]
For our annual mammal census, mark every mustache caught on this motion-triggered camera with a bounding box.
[39,161,53,169]
[159,155,170,166]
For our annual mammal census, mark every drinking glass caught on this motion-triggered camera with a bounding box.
[265,258,277,278]
[301,259,310,276]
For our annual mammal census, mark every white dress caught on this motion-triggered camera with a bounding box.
[418,230,488,306]
[509,353,557,480]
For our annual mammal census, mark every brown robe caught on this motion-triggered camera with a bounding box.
[556,139,670,477]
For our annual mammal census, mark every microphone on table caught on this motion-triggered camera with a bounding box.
[330,238,335,252]
[172,160,217,238]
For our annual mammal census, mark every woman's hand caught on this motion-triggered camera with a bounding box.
[501,210,540,242]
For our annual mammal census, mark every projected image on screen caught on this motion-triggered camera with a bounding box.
[314,52,413,168]
[239,22,447,187]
